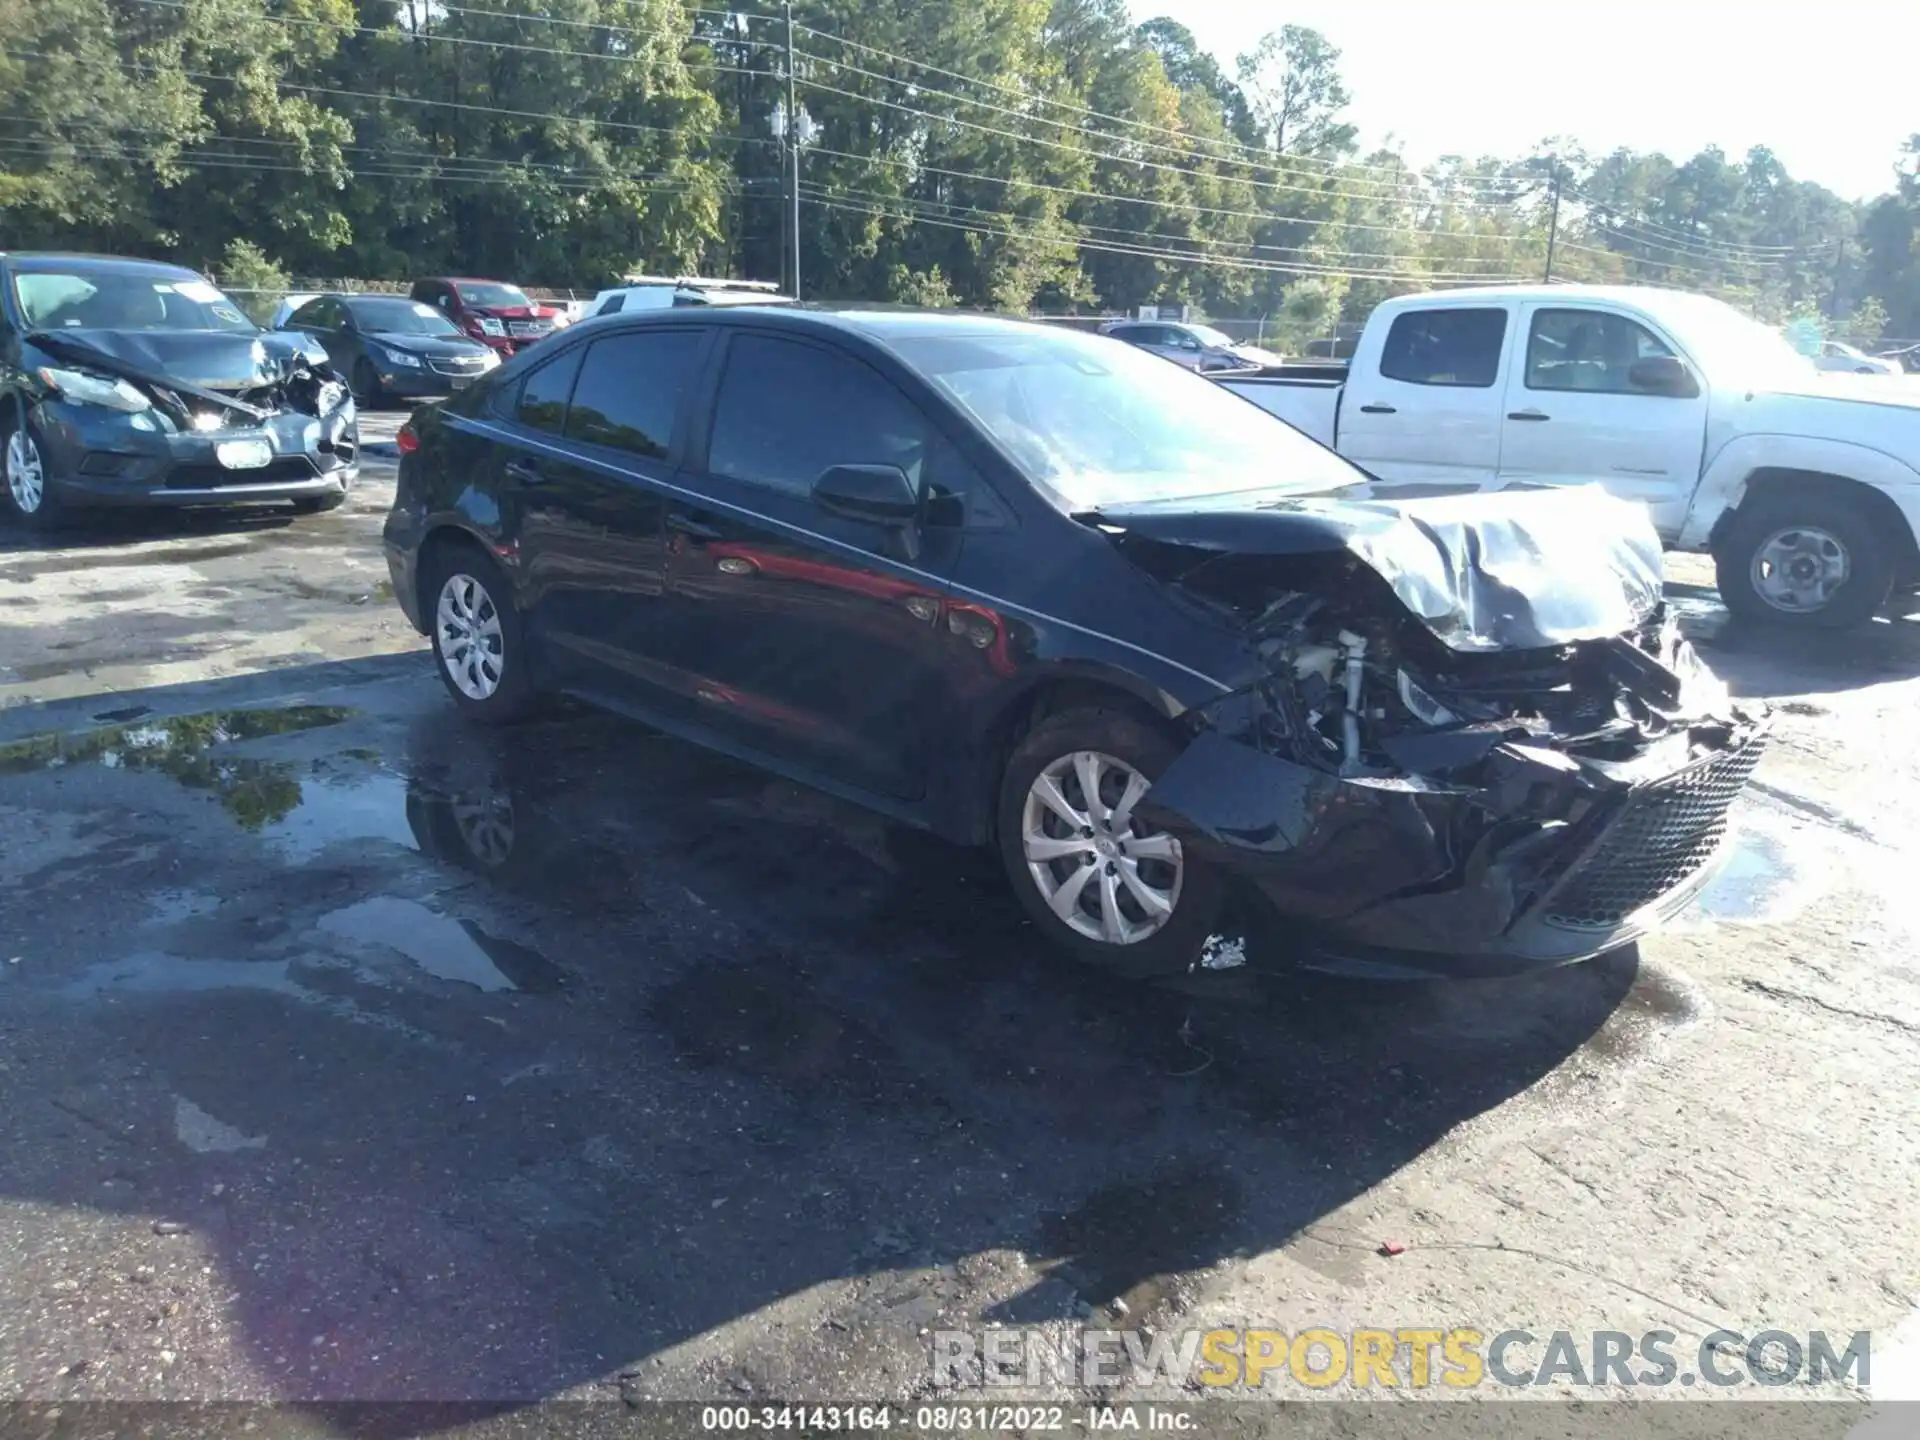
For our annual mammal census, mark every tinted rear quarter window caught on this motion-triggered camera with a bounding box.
[564,330,700,458]
[506,345,583,433]
[707,333,934,498]
[1379,308,1508,387]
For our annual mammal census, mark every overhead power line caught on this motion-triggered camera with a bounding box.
[807,189,1528,284]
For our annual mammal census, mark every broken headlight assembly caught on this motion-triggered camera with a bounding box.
[37,366,152,414]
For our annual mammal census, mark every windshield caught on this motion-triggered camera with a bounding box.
[455,282,532,309]
[1187,325,1236,349]
[1648,294,1817,388]
[351,299,463,336]
[892,327,1364,509]
[13,269,256,333]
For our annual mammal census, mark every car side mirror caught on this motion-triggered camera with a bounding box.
[812,464,919,525]
[1628,355,1700,398]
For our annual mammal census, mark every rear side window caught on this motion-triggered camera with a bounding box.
[509,346,582,434]
[564,330,701,458]
[707,333,934,499]
[1379,308,1507,388]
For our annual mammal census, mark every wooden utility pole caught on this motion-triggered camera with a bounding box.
[784,0,802,300]
[1543,160,1563,283]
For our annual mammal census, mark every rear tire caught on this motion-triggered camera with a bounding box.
[996,706,1222,979]
[1714,495,1893,630]
[420,542,544,724]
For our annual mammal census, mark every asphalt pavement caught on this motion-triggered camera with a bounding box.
[1,414,1918,1425]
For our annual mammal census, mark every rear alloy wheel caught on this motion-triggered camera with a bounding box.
[2,423,60,529]
[997,707,1221,978]
[1716,497,1892,630]
[423,546,543,723]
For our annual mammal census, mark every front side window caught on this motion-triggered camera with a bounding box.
[891,325,1363,509]
[1526,309,1678,394]
[708,334,935,499]
[565,330,702,458]
[512,346,582,434]
[1379,307,1507,387]
[597,293,625,316]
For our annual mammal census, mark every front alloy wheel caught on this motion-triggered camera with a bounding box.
[436,572,506,700]
[5,427,46,517]
[1021,750,1183,945]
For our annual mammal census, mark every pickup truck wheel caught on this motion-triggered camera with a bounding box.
[996,707,1222,979]
[1715,497,1893,629]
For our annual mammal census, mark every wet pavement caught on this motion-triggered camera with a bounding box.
[1,522,1919,1409]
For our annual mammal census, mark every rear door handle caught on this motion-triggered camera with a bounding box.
[1358,403,1397,414]
[1507,409,1551,422]
[504,457,546,484]
[667,512,722,541]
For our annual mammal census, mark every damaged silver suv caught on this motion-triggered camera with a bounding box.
[383,308,1767,979]
[0,253,359,528]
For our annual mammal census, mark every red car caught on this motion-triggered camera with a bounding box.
[408,278,565,358]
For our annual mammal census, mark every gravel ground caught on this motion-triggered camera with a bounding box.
[1,448,1917,1430]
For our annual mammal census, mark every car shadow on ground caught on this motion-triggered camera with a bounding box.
[0,669,1660,1413]
[1671,580,1920,697]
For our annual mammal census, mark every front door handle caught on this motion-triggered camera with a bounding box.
[504,457,546,484]
[667,512,722,541]
[1507,409,1551,422]
[1358,403,1397,414]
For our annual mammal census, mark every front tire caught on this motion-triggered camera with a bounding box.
[1714,496,1893,630]
[421,544,543,723]
[291,489,347,515]
[996,706,1222,979]
[351,358,384,409]
[1,416,63,530]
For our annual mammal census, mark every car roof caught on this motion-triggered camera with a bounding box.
[1,252,203,278]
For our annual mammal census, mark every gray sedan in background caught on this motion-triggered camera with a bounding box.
[1099,320,1286,373]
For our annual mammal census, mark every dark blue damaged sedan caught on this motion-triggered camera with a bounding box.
[381,304,1767,979]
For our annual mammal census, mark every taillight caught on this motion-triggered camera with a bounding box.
[396,423,420,455]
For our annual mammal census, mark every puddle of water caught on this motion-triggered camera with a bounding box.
[1676,818,1824,929]
[0,705,356,831]
[1036,1164,1241,1316]
[317,896,562,994]
[265,772,418,857]
[65,952,300,999]
[146,889,223,925]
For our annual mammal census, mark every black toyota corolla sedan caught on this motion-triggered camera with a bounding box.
[382,306,1767,979]
[0,252,359,528]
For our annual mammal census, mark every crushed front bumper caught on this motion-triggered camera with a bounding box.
[36,399,359,508]
[1139,724,1769,977]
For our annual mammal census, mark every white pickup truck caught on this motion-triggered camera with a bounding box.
[1219,284,1920,629]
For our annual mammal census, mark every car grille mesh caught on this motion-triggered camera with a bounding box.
[1542,735,1768,930]
[428,357,487,375]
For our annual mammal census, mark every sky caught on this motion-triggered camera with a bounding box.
[1129,1,1919,202]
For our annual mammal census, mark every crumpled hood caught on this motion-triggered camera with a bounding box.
[1093,482,1665,652]
[366,331,494,358]
[27,327,322,389]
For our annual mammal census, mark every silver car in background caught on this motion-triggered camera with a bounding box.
[1099,320,1286,373]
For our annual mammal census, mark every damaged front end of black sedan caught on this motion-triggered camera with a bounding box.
[1102,485,1768,976]
[12,326,358,515]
